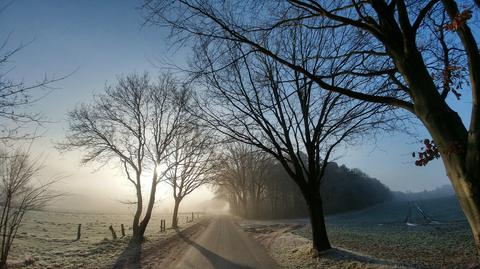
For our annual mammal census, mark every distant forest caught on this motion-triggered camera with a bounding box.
[393,185,455,201]
[215,159,393,219]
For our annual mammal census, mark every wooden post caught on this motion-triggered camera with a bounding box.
[121,224,125,237]
[75,224,81,241]
[160,219,165,232]
[186,216,189,223]
[192,212,194,221]
[109,225,117,240]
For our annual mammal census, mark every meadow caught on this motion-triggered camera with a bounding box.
[9,211,200,268]
[9,196,476,268]
[295,196,477,268]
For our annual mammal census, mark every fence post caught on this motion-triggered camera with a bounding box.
[109,225,117,240]
[121,224,125,237]
[75,224,81,241]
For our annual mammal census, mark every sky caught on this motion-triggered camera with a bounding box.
[0,0,471,213]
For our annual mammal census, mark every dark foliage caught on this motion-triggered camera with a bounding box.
[219,161,392,219]
[321,163,393,214]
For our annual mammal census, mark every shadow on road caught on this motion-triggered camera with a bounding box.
[112,240,142,269]
[176,228,255,269]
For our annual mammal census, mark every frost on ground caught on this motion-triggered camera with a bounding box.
[239,197,480,269]
[7,210,203,268]
[238,220,412,269]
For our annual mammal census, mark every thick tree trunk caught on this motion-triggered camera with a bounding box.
[388,32,480,254]
[305,194,331,252]
[444,156,480,253]
[131,182,143,242]
[414,81,480,254]
[138,179,158,240]
[171,198,181,228]
[407,62,480,253]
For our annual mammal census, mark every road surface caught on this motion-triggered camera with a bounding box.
[172,217,280,269]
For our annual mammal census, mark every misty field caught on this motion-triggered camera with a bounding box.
[8,211,200,268]
[8,197,476,268]
[297,196,477,268]
[240,196,476,269]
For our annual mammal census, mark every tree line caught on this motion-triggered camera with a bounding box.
[214,144,392,219]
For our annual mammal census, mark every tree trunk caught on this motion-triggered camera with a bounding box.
[441,149,480,253]
[171,198,181,228]
[388,35,480,254]
[440,0,480,254]
[138,179,158,239]
[131,182,143,242]
[0,256,6,269]
[414,88,480,254]
[242,198,248,218]
[305,194,331,252]
[409,66,480,254]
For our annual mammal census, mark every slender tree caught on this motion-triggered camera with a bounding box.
[166,125,215,228]
[0,148,57,269]
[142,74,190,236]
[62,73,183,242]
[143,0,480,252]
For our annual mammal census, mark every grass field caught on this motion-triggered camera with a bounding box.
[9,196,476,268]
[293,195,477,268]
[8,211,200,268]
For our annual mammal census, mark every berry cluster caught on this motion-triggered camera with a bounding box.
[444,8,472,31]
[413,139,440,166]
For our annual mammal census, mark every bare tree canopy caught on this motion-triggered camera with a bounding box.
[166,125,215,228]
[143,0,480,253]
[213,143,275,219]
[176,22,388,250]
[61,72,188,242]
[1,1,66,141]
[0,148,58,268]
[0,37,64,141]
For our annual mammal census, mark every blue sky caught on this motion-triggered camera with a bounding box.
[0,0,470,211]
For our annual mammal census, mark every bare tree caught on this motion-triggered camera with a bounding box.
[0,1,66,141]
[144,0,480,252]
[61,73,184,242]
[166,125,215,228]
[0,148,57,269]
[214,143,273,219]
[188,27,385,251]
[0,37,64,141]
[142,74,190,236]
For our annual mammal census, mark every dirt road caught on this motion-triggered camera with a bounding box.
[171,216,280,269]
